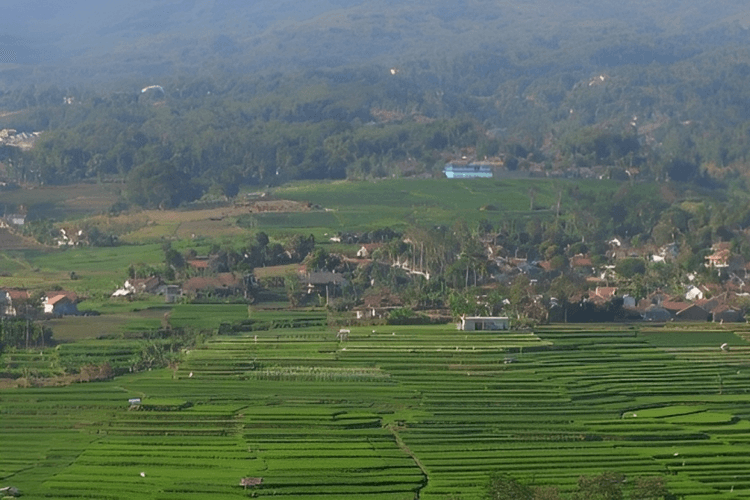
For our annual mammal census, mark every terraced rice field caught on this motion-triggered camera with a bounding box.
[3,322,750,498]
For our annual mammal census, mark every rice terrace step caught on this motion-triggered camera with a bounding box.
[2,324,750,498]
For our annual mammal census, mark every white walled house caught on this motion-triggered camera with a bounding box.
[458,316,510,331]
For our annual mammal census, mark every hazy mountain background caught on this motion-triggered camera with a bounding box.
[2,0,750,82]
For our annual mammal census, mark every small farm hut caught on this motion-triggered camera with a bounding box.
[459,316,510,331]
[240,477,263,489]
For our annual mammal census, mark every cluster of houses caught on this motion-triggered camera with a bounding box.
[111,273,252,303]
[502,240,750,323]
[563,285,745,323]
[346,236,750,324]
[0,128,41,150]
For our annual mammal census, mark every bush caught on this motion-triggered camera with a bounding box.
[615,258,646,278]
[386,307,431,325]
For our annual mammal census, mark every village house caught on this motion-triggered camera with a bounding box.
[570,255,595,275]
[685,285,705,301]
[186,258,210,272]
[161,285,182,303]
[621,294,636,309]
[355,288,403,319]
[675,303,710,322]
[300,271,348,303]
[43,292,79,316]
[642,305,672,322]
[356,243,382,259]
[112,276,163,298]
[182,273,247,298]
[661,300,690,318]
[5,213,25,226]
[590,286,617,304]
[712,304,743,323]
[704,242,745,275]
[0,289,30,317]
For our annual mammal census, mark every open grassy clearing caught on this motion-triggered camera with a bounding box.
[0,244,164,294]
[4,323,750,498]
[0,183,120,220]
[54,177,622,245]
[268,178,619,232]
[46,306,168,342]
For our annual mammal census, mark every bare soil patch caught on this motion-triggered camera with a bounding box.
[0,228,42,250]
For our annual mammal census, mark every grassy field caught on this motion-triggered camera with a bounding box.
[270,178,613,231]
[4,322,750,499]
[0,244,164,293]
[0,183,120,220]
[28,177,621,247]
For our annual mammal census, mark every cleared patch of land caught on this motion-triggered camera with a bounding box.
[47,307,168,342]
[1,183,120,219]
[0,228,42,250]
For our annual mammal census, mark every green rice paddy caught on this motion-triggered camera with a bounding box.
[3,322,750,498]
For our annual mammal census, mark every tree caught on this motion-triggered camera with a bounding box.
[631,476,670,500]
[532,486,562,500]
[303,247,340,271]
[285,234,315,262]
[614,258,646,279]
[255,231,269,248]
[164,248,185,272]
[448,288,485,319]
[284,273,302,307]
[573,472,625,500]
[549,274,584,323]
[485,473,534,500]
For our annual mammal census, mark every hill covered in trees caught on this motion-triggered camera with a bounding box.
[1,1,750,206]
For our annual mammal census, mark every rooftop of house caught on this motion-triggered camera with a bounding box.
[661,301,690,313]
[183,273,243,292]
[46,294,71,306]
[570,255,593,268]
[594,287,617,300]
[302,271,347,286]
[3,289,29,301]
[45,291,78,303]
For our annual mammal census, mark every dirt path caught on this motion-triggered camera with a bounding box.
[386,424,429,499]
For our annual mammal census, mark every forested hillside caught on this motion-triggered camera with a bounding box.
[1,1,750,207]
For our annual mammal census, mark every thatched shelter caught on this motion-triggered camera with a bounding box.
[240,477,263,489]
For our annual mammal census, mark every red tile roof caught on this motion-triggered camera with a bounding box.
[6,289,29,301]
[570,256,593,268]
[47,294,71,305]
[595,287,617,300]
[661,301,690,313]
[46,291,78,302]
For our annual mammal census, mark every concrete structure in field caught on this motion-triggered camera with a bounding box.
[459,316,510,331]
[443,162,494,179]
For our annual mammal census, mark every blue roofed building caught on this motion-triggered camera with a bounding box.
[443,161,496,179]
